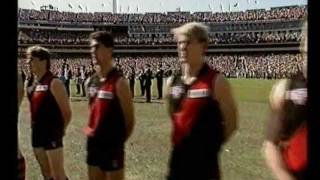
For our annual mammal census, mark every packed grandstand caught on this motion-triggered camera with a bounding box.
[17,5,307,80]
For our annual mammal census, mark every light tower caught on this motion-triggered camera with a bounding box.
[113,0,117,13]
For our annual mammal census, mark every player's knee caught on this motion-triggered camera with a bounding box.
[49,159,65,175]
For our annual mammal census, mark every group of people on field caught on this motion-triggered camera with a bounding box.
[17,20,308,180]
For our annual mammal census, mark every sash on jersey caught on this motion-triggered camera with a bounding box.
[35,85,48,92]
[187,89,210,98]
[285,88,307,105]
[97,90,114,99]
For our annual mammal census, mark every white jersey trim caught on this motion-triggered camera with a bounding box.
[187,89,210,98]
[285,88,307,105]
[97,90,114,99]
[35,85,48,92]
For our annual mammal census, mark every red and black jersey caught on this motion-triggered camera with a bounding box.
[280,76,307,141]
[27,71,64,139]
[167,63,224,179]
[281,76,307,177]
[266,74,307,178]
[84,69,126,146]
[168,63,224,148]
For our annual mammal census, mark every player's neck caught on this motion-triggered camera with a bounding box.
[100,63,113,78]
[183,61,204,77]
[34,69,47,82]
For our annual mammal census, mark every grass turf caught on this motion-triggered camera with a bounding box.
[18,78,278,180]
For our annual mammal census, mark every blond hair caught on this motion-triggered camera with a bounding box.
[26,45,50,61]
[171,22,209,46]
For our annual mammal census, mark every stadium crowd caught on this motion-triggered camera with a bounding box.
[18,53,303,82]
[18,6,306,23]
[18,29,88,45]
[17,6,306,96]
[18,29,302,45]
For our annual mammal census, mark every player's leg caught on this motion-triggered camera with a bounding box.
[87,138,107,180]
[33,148,53,179]
[46,146,67,180]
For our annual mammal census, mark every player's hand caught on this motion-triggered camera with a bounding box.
[278,172,297,180]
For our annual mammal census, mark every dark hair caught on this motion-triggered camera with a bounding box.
[26,45,51,70]
[89,31,114,48]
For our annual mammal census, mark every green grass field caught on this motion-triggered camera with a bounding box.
[18,78,278,180]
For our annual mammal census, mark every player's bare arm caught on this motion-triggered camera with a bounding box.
[263,79,296,180]
[116,77,135,141]
[213,74,238,143]
[50,78,72,131]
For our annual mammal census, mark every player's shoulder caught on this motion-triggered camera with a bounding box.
[270,79,290,97]
[269,79,290,110]
[212,72,229,91]
[116,75,128,86]
[50,78,65,89]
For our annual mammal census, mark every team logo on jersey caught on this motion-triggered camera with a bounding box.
[171,86,185,98]
[89,87,98,97]
[187,89,210,98]
[286,88,307,105]
[35,85,48,92]
[97,90,114,99]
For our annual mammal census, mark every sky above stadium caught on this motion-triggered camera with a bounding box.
[18,0,307,13]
